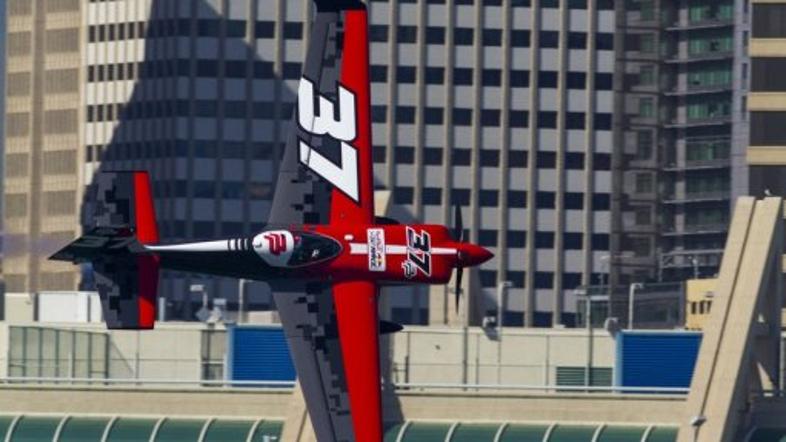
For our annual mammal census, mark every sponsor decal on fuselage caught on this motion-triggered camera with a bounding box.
[253,230,295,267]
[402,227,432,279]
[367,228,386,272]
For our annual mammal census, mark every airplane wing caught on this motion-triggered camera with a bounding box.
[267,0,374,227]
[272,279,380,442]
[268,1,382,441]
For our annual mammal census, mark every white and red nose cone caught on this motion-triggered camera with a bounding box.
[253,230,295,267]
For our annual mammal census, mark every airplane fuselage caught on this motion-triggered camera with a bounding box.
[146,224,492,285]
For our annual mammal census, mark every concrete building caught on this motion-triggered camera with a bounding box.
[747,0,786,188]
[2,0,618,328]
[3,0,85,293]
[614,0,751,300]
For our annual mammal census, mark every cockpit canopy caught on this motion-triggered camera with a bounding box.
[253,230,341,268]
[289,232,342,266]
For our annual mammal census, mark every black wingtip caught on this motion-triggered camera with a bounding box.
[314,0,366,12]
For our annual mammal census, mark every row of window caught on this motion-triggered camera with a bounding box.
[86,101,613,131]
[371,106,613,129]
[88,20,287,42]
[371,66,613,90]
[475,230,609,250]
[85,141,278,163]
[370,25,614,50]
[478,270,590,290]
[393,187,611,210]
[88,19,615,49]
[85,101,294,122]
[369,0,615,9]
[87,60,613,92]
[87,59,282,82]
[376,146,611,170]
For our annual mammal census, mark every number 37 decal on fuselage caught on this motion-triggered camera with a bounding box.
[297,76,361,203]
[403,227,432,279]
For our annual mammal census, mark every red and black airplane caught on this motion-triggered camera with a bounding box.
[51,1,493,440]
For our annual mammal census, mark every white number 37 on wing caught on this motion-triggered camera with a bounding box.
[297,77,360,202]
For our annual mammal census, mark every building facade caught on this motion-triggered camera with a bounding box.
[615,0,751,302]
[3,0,85,293]
[748,0,786,191]
[4,0,616,327]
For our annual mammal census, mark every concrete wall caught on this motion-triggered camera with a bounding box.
[0,316,617,386]
[388,326,616,386]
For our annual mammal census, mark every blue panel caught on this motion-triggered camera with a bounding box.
[228,326,296,382]
[616,331,701,388]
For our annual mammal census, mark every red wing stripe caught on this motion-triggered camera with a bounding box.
[332,279,382,442]
[330,8,374,225]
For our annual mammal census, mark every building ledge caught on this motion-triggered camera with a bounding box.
[663,159,731,171]
[664,52,734,64]
[665,20,734,32]
[751,39,786,57]
[663,85,733,97]
[749,93,786,111]
[748,147,786,166]
[663,118,732,129]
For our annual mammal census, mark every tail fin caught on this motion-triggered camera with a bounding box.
[51,171,160,329]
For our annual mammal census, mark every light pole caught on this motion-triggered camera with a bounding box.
[496,281,512,385]
[628,283,644,330]
[496,280,513,333]
[238,279,249,324]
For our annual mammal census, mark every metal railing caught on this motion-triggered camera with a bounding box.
[0,376,691,395]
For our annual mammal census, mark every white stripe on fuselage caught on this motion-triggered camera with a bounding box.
[349,244,456,255]
[145,241,230,252]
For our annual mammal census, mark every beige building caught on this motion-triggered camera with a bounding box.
[748,0,786,183]
[3,0,85,292]
[684,278,716,331]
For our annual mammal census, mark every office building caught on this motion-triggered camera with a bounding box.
[614,0,751,308]
[3,0,84,292]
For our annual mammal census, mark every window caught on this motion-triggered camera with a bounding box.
[539,71,558,88]
[454,28,474,45]
[635,173,654,193]
[540,31,559,48]
[398,26,417,43]
[751,112,786,146]
[639,97,655,118]
[635,207,651,225]
[370,25,388,42]
[639,33,655,53]
[631,237,650,257]
[753,5,786,38]
[426,27,445,44]
[636,131,653,159]
[483,29,502,46]
[639,65,655,86]
[752,58,786,92]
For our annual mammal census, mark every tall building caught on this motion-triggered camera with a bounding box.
[614,0,751,301]
[364,0,617,327]
[4,0,616,327]
[748,0,786,191]
[3,0,84,292]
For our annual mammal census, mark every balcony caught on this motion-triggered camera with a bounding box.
[663,116,732,129]
[663,158,731,172]
[662,190,730,204]
[663,83,733,97]
[660,249,724,269]
[662,223,729,236]
[664,49,734,64]
[665,19,734,32]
